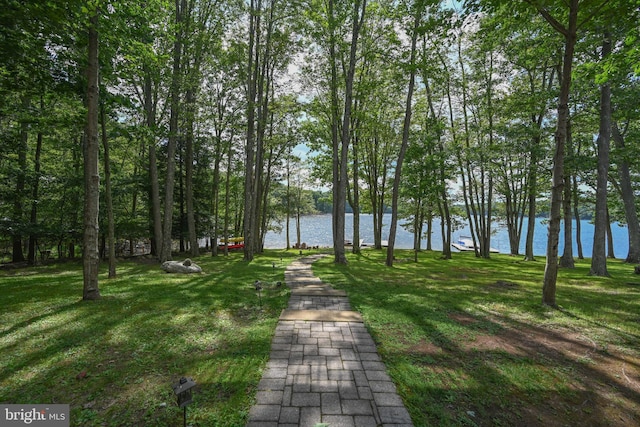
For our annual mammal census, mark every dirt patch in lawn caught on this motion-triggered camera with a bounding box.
[442,314,640,427]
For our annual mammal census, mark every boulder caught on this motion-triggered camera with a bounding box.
[162,259,202,274]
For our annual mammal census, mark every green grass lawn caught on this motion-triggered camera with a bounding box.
[312,250,640,426]
[2,249,639,426]
[0,250,296,426]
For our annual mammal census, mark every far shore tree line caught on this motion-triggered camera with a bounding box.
[1,0,638,306]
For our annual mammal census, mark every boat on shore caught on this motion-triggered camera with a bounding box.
[451,236,499,253]
[218,237,245,251]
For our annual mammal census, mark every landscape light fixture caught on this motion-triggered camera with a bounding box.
[172,376,196,427]
[254,280,263,307]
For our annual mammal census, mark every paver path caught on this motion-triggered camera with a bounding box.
[247,254,414,427]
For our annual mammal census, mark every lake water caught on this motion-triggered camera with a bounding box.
[264,213,630,258]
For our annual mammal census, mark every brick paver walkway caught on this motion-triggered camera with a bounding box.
[246,254,413,427]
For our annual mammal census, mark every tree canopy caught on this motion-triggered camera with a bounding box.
[1,0,639,305]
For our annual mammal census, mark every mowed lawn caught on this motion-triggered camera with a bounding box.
[1,249,639,426]
[312,250,640,426]
[0,251,294,426]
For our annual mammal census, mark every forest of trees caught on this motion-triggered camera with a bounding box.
[1,0,639,304]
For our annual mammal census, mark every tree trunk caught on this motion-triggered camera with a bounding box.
[185,88,199,257]
[333,0,366,265]
[572,174,584,259]
[606,208,615,259]
[286,150,291,250]
[351,127,361,255]
[68,139,81,259]
[222,138,233,256]
[13,96,30,263]
[179,152,185,253]
[589,31,611,277]
[100,99,116,278]
[210,129,223,257]
[82,12,101,300]
[560,172,574,268]
[456,32,481,259]
[541,0,579,307]
[386,3,420,267]
[144,67,163,259]
[28,109,43,266]
[524,65,555,262]
[612,121,640,263]
[424,66,451,260]
[243,0,260,262]
[161,0,186,263]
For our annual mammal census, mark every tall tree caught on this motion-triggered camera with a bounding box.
[386,0,425,267]
[100,98,116,278]
[589,31,611,276]
[161,0,187,263]
[612,120,640,263]
[82,10,101,300]
[528,0,580,307]
[333,0,367,265]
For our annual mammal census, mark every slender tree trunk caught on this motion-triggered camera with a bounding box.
[524,66,555,261]
[560,172,574,267]
[13,96,30,263]
[129,141,143,256]
[351,128,361,255]
[589,31,611,277]
[560,115,575,266]
[179,147,185,253]
[185,88,199,257]
[68,140,81,259]
[144,68,163,259]
[28,110,43,266]
[243,0,260,262]
[161,0,186,262]
[222,139,233,256]
[606,208,615,259]
[572,175,584,259]
[328,0,339,256]
[386,3,420,267]
[482,52,496,260]
[455,33,480,258]
[333,0,366,265]
[296,198,301,248]
[424,68,451,260]
[210,131,223,257]
[82,12,101,300]
[612,121,640,263]
[100,100,116,278]
[541,1,578,307]
[286,150,291,250]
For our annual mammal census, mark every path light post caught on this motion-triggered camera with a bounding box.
[172,376,196,427]
[254,280,263,308]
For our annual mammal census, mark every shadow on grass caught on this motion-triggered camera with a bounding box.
[0,250,296,426]
[312,250,640,426]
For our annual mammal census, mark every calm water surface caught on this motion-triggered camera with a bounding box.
[264,213,630,258]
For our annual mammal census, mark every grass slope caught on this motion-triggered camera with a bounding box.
[312,250,640,427]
